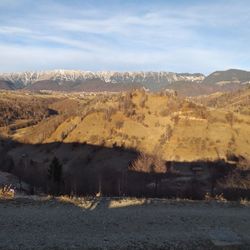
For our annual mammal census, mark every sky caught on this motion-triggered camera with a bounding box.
[0,0,249,74]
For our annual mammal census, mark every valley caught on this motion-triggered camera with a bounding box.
[0,86,249,199]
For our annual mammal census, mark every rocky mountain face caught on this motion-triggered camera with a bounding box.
[0,70,204,91]
[0,70,204,85]
[0,69,249,95]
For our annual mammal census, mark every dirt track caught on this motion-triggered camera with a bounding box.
[0,197,250,250]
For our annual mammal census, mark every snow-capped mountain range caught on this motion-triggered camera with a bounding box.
[0,70,204,87]
[0,69,249,95]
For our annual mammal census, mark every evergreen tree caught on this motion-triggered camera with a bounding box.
[48,157,62,194]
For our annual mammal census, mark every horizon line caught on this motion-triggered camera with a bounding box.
[0,68,249,76]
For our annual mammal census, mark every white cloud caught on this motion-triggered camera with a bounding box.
[0,41,247,74]
[0,0,249,73]
[0,26,31,35]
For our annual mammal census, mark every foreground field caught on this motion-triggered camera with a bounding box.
[0,197,250,250]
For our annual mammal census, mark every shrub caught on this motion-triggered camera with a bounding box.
[130,152,166,173]
[139,94,148,108]
[89,135,99,143]
[171,114,180,125]
[135,113,145,123]
[118,93,136,117]
[159,108,170,117]
[115,121,124,129]
[225,112,234,127]
[61,132,67,140]
[0,185,15,199]
[159,125,173,145]
[104,108,117,122]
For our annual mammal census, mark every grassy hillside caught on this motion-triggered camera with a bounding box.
[1,89,250,162]
[0,89,249,198]
[193,87,250,115]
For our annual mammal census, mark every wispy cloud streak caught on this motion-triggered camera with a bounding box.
[0,0,249,73]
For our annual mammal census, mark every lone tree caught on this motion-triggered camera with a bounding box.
[48,157,62,195]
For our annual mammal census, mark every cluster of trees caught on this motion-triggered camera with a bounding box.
[118,92,136,117]
[0,95,56,127]
[193,87,250,115]
[1,145,249,200]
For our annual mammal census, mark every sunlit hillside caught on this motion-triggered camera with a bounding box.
[1,89,249,162]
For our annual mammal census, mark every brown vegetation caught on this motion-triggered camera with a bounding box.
[0,89,249,199]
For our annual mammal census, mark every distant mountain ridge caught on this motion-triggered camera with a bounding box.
[202,69,250,85]
[0,70,204,91]
[0,69,249,95]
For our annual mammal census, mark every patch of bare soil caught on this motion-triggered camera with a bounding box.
[0,197,250,250]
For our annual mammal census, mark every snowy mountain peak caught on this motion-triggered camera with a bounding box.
[0,70,205,87]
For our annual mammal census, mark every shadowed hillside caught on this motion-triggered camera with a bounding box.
[1,137,248,200]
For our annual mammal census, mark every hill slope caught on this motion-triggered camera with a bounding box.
[193,87,250,115]
[0,89,249,162]
[0,89,249,198]
[203,69,250,85]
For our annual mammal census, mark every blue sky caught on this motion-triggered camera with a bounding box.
[0,0,249,74]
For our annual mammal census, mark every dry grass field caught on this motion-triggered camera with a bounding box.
[1,89,250,162]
